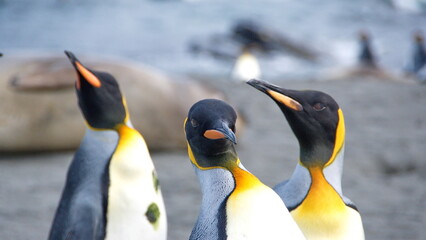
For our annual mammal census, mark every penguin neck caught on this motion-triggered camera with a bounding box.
[298,145,345,195]
[188,144,239,171]
[301,108,345,194]
[195,167,235,205]
[84,118,134,132]
[229,163,264,195]
[109,121,152,170]
[291,153,349,237]
[189,145,263,196]
[114,123,147,150]
[114,120,138,137]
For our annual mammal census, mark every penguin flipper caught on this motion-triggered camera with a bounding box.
[49,194,106,240]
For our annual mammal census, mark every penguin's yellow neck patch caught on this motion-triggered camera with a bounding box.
[116,124,142,146]
[230,166,264,194]
[291,167,349,238]
[325,109,345,167]
[187,144,206,169]
[121,97,130,125]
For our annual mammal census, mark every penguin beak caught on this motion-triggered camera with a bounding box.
[247,79,303,111]
[203,121,237,144]
[64,50,102,89]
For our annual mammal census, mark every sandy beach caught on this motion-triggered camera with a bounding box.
[0,76,425,240]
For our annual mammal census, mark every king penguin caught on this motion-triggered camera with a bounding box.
[231,45,261,82]
[247,79,365,240]
[358,31,377,69]
[405,31,426,76]
[48,51,167,240]
[185,99,305,240]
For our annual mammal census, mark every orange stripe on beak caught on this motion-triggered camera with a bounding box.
[267,90,303,111]
[204,129,226,140]
[75,62,102,88]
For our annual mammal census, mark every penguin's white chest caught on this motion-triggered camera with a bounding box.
[226,185,305,240]
[105,130,166,240]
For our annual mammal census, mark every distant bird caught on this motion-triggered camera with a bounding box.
[231,20,277,53]
[324,31,402,81]
[0,53,3,57]
[405,31,426,76]
[185,99,306,240]
[358,31,377,69]
[231,19,319,61]
[188,41,236,61]
[247,79,365,240]
[231,45,261,82]
[49,51,167,240]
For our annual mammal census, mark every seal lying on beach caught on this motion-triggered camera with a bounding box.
[0,53,230,152]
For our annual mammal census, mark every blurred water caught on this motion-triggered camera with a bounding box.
[1,0,425,80]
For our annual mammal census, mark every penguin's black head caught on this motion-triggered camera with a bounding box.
[185,99,238,169]
[65,51,127,129]
[247,79,345,167]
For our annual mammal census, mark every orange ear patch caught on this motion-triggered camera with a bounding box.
[204,129,226,140]
[267,90,303,111]
[75,62,102,88]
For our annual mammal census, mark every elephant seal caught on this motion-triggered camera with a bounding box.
[0,52,236,152]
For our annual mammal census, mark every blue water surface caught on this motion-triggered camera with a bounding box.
[1,0,425,79]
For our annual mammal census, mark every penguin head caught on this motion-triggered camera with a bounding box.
[65,50,127,130]
[358,30,370,43]
[185,99,238,169]
[247,79,345,168]
[414,31,424,44]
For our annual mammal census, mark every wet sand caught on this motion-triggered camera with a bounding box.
[1,77,426,239]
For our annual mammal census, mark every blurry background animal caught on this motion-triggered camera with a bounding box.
[0,53,232,152]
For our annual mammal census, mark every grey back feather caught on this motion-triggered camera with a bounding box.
[190,167,235,240]
[49,129,118,240]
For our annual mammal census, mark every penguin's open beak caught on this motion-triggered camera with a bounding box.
[204,121,237,144]
[247,79,303,111]
[64,50,102,89]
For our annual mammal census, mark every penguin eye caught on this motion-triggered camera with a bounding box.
[191,119,199,128]
[313,103,326,111]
